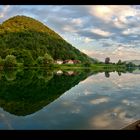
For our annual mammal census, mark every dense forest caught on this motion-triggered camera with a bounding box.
[0,15,97,67]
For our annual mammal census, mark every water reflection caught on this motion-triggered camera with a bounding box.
[0,68,92,116]
[105,71,110,78]
[0,68,139,129]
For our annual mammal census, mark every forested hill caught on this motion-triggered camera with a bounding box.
[0,15,97,66]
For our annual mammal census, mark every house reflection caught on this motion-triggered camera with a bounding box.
[56,70,63,75]
[64,71,77,76]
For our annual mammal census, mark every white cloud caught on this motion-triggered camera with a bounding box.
[88,5,137,29]
[91,28,112,37]
[71,18,82,25]
[89,5,136,21]
[63,25,77,33]
[89,6,113,22]
[0,5,10,18]
[113,17,126,29]
[84,37,93,43]
[122,27,140,35]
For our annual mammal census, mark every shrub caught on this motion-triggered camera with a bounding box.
[4,55,17,67]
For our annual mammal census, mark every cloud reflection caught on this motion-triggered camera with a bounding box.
[90,97,110,105]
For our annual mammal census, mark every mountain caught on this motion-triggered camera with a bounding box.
[125,60,140,66]
[0,15,97,66]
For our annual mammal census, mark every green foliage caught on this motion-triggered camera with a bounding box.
[83,62,91,67]
[43,53,53,65]
[4,55,17,67]
[116,61,126,66]
[36,56,44,66]
[0,56,4,66]
[126,62,136,67]
[0,15,97,66]
[117,59,123,65]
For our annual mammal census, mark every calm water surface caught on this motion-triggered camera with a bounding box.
[0,68,140,129]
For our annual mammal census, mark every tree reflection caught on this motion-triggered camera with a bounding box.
[0,68,92,116]
[118,71,121,76]
[105,71,110,78]
[0,67,139,116]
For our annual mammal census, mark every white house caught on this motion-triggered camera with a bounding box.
[56,59,63,64]
[63,60,74,64]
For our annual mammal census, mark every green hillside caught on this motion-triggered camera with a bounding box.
[0,15,96,66]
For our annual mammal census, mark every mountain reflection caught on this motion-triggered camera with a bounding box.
[0,68,93,116]
[0,67,138,117]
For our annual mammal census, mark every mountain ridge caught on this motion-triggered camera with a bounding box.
[124,60,140,65]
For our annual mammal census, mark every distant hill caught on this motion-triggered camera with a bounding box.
[0,15,97,65]
[124,60,140,66]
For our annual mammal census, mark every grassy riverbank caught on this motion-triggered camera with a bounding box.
[52,63,128,73]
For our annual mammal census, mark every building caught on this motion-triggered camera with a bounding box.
[63,60,81,64]
[55,59,63,64]
[63,60,74,64]
[72,60,81,64]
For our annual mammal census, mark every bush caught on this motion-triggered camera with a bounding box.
[36,56,44,66]
[0,56,4,66]
[83,62,91,67]
[43,53,53,65]
[4,55,17,67]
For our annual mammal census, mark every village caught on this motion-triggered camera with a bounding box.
[55,59,81,64]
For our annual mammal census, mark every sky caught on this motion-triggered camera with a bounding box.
[1,5,140,62]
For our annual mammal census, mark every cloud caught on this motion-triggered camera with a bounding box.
[71,18,83,25]
[91,28,113,37]
[63,25,77,33]
[0,5,10,18]
[88,6,136,24]
[84,37,93,43]
[122,27,140,35]
[89,6,113,22]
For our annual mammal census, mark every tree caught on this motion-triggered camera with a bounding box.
[36,56,44,66]
[126,62,135,68]
[0,56,4,66]
[4,55,17,67]
[105,57,110,64]
[43,53,53,65]
[121,61,126,65]
[117,59,122,65]
[21,50,34,66]
[83,62,91,67]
